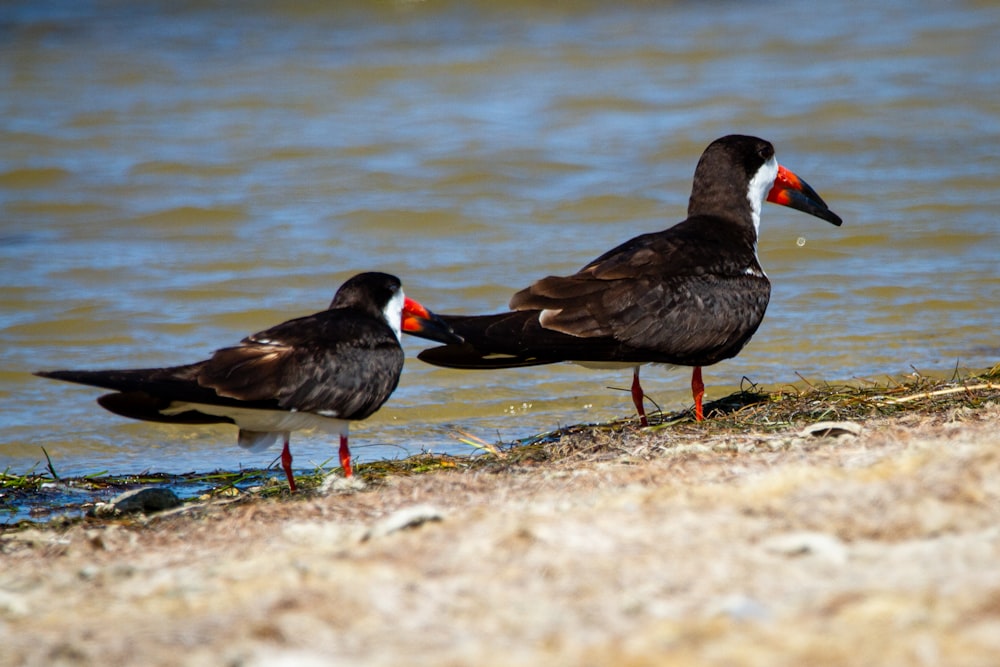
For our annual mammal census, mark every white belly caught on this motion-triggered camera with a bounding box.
[162,402,349,451]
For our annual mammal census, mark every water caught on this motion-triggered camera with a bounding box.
[2,0,998,481]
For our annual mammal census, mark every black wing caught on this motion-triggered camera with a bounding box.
[200,308,405,420]
[421,217,770,368]
[37,308,405,423]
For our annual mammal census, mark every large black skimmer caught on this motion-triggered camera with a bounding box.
[36,272,461,491]
[418,135,842,425]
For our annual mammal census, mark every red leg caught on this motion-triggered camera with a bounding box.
[631,367,648,427]
[339,434,353,478]
[691,366,705,421]
[281,438,297,492]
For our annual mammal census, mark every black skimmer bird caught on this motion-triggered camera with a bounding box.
[36,272,461,491]
[417,135,842,425]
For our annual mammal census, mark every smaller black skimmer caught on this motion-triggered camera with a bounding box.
[418,135,842,425]
[36,272,461,491]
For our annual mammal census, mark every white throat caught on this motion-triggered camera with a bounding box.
[383,288,405,342]
[746,155,778,238]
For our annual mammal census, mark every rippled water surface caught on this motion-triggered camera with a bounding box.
[2,0,998,480]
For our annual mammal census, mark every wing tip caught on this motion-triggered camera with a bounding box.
[97,391,231,425]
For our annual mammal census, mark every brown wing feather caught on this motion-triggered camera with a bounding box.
[196,321,405,421]
[503,218,767,365]
[198,344,293,402]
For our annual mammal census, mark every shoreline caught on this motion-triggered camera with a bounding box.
[2,371,999,666]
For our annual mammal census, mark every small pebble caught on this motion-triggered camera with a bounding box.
[799,421,863,438]
[364,504,445,541]
[711,594,771,622]
[320,475,367,494]
[88,487,182,517]
[762,531,848,564]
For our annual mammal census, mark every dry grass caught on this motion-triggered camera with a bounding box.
[471,363,1000,469]
[1,366,999,666]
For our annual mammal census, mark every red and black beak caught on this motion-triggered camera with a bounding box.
[767,165,843,226]
[402,297,464,344]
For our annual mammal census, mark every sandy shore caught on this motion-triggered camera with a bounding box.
[3,400,1000,666]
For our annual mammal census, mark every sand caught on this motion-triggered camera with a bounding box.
[3,402,1000,667]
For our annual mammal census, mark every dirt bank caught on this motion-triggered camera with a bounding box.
[2,383,1000,666]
